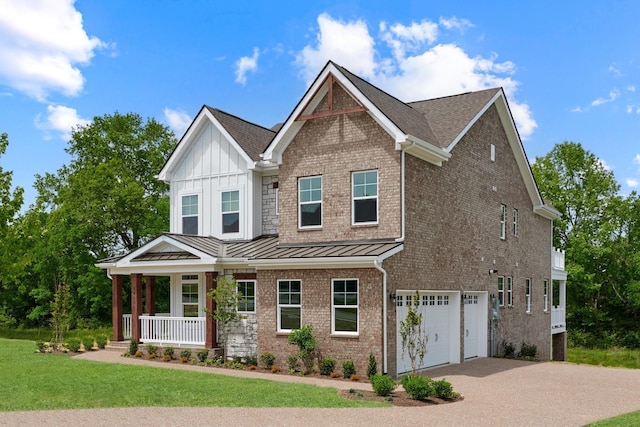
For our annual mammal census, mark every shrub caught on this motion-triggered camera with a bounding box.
[350,374,360,381]
[163,346,175,359]
[145,344,159,357]
[66,337,81,352]
[342,360,356,379]
[501,341,515,358]
[36,341,46,353]
[330,371,340,378]
[245,356,258,366]
[196,349,209,363]
[402,374,434,400]
[271,365,281,373]
[518,342,537,359]
[287,354,299,372]
[95,334,108,349]
[366,352,378,379]
[128,339,138,356]
[287,325,317,374]
[179,349,192,360]
[82,336,95,351]
[433,379,454,399]
[371,374,396,396]
[319,357,337,376]
[260,352,276,369]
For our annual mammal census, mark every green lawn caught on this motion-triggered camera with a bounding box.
[0,338,385,411]
[586,411,640,426]
[568,346,640,369]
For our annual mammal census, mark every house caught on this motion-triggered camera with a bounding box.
[97,61,567,377]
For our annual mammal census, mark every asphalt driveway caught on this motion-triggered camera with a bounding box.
[3,353,640,426]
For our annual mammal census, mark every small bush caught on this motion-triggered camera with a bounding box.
[260,352,276,369]
[134,350,144,358]
[145,343,158,357]
[518,342,537,359]
[366,352,378,379]
[163,346,175,359]
[350,374,360,381]
[501,341,515,358]
[36,341,46,353]
[402,374,434,400]
[66,337,81,352]
[433,379,454,399]
[128,339,138,356]
[95,334,108,349]
[287,354,299,372]
[271,365,281,373]
[342,360,356,379]
[320,357,337,376]
[330,371,340,378]
[245,356,258,366]
[179,349,192,359]
[82,336,95,351]
[371,374,396,396]
[196,349,209,363]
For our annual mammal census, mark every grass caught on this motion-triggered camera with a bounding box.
[0,338,386,411]
[586,411,640,426]
[0,326,112,342]
[568,346,640,369]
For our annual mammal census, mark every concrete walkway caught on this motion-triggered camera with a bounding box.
[3,351,640,426]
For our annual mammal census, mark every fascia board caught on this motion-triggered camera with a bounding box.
[403,136,451,166]
[445,91,502,154]
[103,263,220,275]
[248,256,379,270]
[114,235,217,267]
[534,204,561,220]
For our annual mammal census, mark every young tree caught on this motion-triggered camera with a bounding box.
[205,276,243,358]
[399,290,428,374]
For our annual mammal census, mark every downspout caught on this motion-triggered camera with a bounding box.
[395,141,414,243]
[374,259,389,374]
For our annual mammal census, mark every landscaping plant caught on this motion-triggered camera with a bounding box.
[366,352,378,379]
[287,325,317,374]
[399,290,428,374]
[205,276,244,359]
[260,352,276,369]
[371,374,396,397]
[319,357,337,376]
[402,374,434,400]
[342,360,356,379]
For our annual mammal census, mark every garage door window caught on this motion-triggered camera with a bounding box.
[332,279,358,334]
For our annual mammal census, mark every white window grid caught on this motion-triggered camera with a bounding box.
[277,280,301,331]
[331,279,359,334]
[298,176,322,228]
[525,278,532,313]
[507,277,513,306]
[500,204,506,240]
[352,170,378,224]
[498,276,505,307]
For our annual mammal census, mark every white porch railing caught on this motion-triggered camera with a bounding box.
[551,307,566,333]
[139,315,206,346]
[552,248,565,271]
[122,313,171,341]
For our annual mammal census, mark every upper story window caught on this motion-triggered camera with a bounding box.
[332,279,358,334]
[182,195,198,235]
[525,278,532,313]
[500,204,506,240]
[543,279,549,312]
[513,208,519,236]
[221,190,240,234]
[299,176,322,228]
[237,280,255,313]
[352,170,378,224]
[498,276,504,307]
[507,276,513,306]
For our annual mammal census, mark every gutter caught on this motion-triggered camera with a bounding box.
[374,258,389,374]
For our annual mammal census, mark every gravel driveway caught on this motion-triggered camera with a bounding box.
[3,352,640,426]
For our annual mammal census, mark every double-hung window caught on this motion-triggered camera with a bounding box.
[299,176,322,228]
[222,190,240,234]
[352,170,378,224]
[507,276,513,306]
[278,280,301,331]
[543,279,549,312]
[513,208,519,236]
[498,276,504,307]
[500,204,506,239]
[237,280,255,313]
[182,195,198,235]
[525,278,532,313]
[181,274,199,317]
[332,279,358,334]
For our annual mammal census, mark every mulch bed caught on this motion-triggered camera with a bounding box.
[338,388,463,407]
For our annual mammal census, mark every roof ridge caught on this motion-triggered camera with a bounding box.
[407,87,501,105]
[206,106,277,134]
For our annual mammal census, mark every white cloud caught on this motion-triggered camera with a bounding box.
[0,0,108,101]
[591,89,619,107]
[439,16,474,32]
[626,178,639,188]
[163,108,192,138]
[295,14,537,139]
[235,47,260,85]
[628,85,636,92]
[35,104,90,140]
[634,154,640,166]
[608,64,623,77]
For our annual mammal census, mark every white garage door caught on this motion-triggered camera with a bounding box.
[463,292,488,360]
[396,291,459,374]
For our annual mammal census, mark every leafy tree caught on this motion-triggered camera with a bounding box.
[399,290,428,374]
[206,276,243,358]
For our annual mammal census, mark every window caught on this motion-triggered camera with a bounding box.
[278,280,301,331]
[525,278,531,313]
[221,190,240,234]
[181,274,199,317]
[507,277,513,306]
[500,204,506,239]
[490,144,496,162]
[352,170,378,224]
[332,279,358,334]
[498,276,504,307]
[275,188,279,216]
[237,280,255,313]
[543,279,549,312]
[299,176,322,227]
[513,208,519,236]
[182,195,198,235]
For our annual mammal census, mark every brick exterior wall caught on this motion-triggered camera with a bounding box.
[277,83,402,244]
[256,268,384,376]
[383,104,553,376]
[262,175,279,235]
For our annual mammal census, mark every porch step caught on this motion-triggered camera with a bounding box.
[105,340,130,352]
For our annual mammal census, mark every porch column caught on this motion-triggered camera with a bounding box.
[145,276,156,316]
[111,274,124,341]
[131,273,143,343]
[205,271,218,348]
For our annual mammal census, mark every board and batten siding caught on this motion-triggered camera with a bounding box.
[168,120,262,239]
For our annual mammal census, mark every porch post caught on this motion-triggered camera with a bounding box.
[131,273,143,343]
[111,274,124,341]
[145,276,156,316]
[205,271,218,348]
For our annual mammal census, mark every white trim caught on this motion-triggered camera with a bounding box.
[498,276,505,307]
[506,276,513,306]
[277,279,301,332]
[525,278,532,313]
[236,279,256,314]
[298,175,323,229]
[500,204,506,240]
[352,170,378,225]
[331,278,359,335]
[179,191,201,235]
[219,186,243,238]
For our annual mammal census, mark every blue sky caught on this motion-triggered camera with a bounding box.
[1,0,640,208]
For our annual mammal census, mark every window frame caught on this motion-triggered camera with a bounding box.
[181,193,200,235]
[543,279,549,312]
[221,189,240,235]
[352,170,378,225]
[331,279,359,335]
[525,278,532,313]
[507,276,513,306]
[236,280,256,313]
[513,208,518,237]
[298,176,323,229]
[498,276,504,307]
[277,279,301,332]
[500,204,507,240]
[181,274,200,317]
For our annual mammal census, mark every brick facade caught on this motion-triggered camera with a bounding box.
[261,174,279,235]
